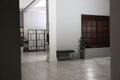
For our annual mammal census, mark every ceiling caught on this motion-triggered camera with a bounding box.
[19,0,46,11]
[33,0,46,8]
[19,0,33,9]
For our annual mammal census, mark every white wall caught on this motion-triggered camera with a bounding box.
[24,10,46,39]
[85,48,110,58]
[25,11,46,29]
[56,0,110,58]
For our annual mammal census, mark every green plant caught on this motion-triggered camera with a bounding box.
[79,36,86,59]
[79,36,86,52]
[23,38,29,52]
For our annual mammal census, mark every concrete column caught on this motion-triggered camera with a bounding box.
[47,0,57,61]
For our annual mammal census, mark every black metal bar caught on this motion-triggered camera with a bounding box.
[36,30,37,51]
[27,29,47,51]
[44,30,45,51]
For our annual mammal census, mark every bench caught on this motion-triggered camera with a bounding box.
[57,50,74,61]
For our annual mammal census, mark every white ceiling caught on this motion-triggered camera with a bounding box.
[19,0,46,11]
[33,0,46,8]
[19,0,33,9]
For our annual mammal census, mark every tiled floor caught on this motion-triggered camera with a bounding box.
[22,57,110,80]
[21,51,47,63]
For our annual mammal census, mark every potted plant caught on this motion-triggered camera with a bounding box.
[23,38,29,52]
[79,36,86,59]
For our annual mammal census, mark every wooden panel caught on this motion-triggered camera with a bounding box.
[82,15,110,48]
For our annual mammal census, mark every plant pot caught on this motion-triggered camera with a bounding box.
[80,52,85,59]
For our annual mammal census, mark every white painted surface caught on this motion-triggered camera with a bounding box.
[19,0,33,10]
[30,7,46,12]
[48,0,57,61]
[19,0,42,11]
[85,48,110,58]
[23,11,46,38]
[56,0,110,57]
[33,0,46,8]
[24,11,46,29]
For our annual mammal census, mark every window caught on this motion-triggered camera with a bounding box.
[82,15,110,48]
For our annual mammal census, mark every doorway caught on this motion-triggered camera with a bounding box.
[20,0,48,63]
